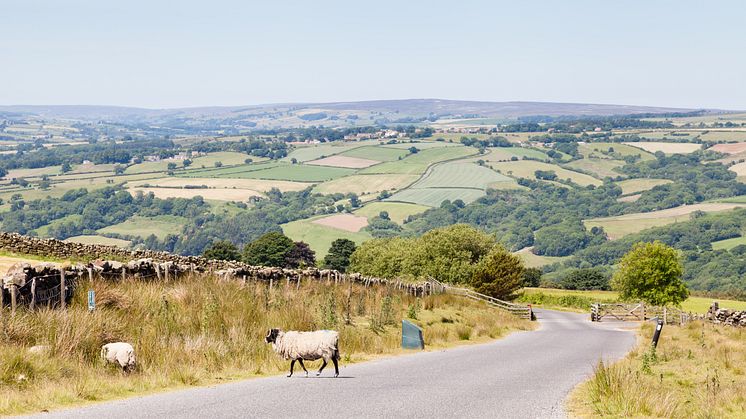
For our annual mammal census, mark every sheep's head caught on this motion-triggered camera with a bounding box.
[264,328,281,343]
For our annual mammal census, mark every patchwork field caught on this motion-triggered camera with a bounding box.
[63,235,131,247]
[584,203,746,239]
[97,215,187,239]
[727,161,746,176]
[699,130,746,142]
[127,177,311,192]
[282,141,378,162]
[353,201,429,224]
[615,178,672,195]
[473,147,550,162]
[624,142,702,154]
[382,141,461,149]
[491,161,602,186]
[306,155,379,169]
[312,174,418,195]
[311,213,369,232]
[338,145,410,161]
[413,162,514,189]
[128,187,262,201]
[579,142,655,161]
[388,188,486,207]
[564,158,624,179]
[282,217,372,258]
[360,146,477,175]
[709,142,746,154]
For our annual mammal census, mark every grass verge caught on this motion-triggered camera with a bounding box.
[0,276,533,415]
[568,321,746,418]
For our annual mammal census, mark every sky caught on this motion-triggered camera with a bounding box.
[1,0,745,110]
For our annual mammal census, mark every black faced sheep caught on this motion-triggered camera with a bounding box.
[264,329,340,378]
[101,342,137,373]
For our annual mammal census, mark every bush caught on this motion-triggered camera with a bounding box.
[561,268,609,290]
[471,245,525,300]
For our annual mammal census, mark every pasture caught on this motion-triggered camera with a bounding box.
[564,158,624,179]
[515,247,569,268]
[583,203,746,239]
[387,188,486,208]
[282,141,377,162]
[306,156,379,169]
[311,213,369,232]
[128,186,262,201]
[711,235,746,250]
[700,130,746,142]
[579,142,655,161]
[312,174,418,196]
[709,142,746,154]
[615,178,672,195]
[127,177,311,192]
[474,147,550,162]
[339,145,410,161]
[360,146,477,175]
[282,217,372,257]
[97,215,187,240]
[63,235,131,247]
[623,142,702,154]
[727,161,746,176]
[353,201,429,224]
[413,162,513,190]
[491,161,602,186]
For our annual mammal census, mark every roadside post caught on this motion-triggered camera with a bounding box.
[402,320,424,350]
[88,290,96,312]
[651,317,663,348]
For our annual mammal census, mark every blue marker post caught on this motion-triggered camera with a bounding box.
[88,290,95,312]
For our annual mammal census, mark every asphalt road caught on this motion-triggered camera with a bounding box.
[25,310,636,419]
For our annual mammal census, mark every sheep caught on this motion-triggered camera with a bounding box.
[101,342,136,373]
[264,329,340,378]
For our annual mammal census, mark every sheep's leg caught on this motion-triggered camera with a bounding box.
[287,359,296,377]
[332,356,339,378]
[298,359,309,377]
[317,358,328,376]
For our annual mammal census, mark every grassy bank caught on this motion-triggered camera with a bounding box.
[517,288,746,313]
[568,321,746,418]
[0,275,532,415]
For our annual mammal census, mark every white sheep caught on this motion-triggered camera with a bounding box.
[100,342,137,373]
[264,329,340,378]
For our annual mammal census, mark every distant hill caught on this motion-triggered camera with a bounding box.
[0,99,721,124]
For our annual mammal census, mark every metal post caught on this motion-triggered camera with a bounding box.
[651,318,664,348]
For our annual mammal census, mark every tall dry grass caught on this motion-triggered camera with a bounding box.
[569,322,746,418]
[0,275,532,415]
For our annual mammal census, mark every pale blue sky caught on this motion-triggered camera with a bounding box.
[1,0,744,109]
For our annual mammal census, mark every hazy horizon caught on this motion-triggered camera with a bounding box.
[2,0,745,109]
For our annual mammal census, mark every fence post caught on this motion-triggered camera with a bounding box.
[30,278,37,310]
[0,285,4,317]
[663,307,667,325]
[60,269,66,309]
[10,284,17,314]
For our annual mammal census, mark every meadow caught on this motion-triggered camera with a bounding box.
[564,158,624,179]
[387,188,487,208]
[97,215,187,240]
[312,174,419,196]
[282,216,373,258]
[615,178,672,195]
[352,201,429,224]
[583,203,746,239]
[491,161,602,187]
[360,146,477,175]
[579,142,655,161]
[623,141,702,154]
[0,275,533,415]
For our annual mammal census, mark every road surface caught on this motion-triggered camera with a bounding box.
[25,310,636,419]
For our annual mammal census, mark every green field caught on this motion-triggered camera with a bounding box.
[579,142,655,161]
[32,214,83,237]
[382,141,461,149]
[239,163,355,182]
[97,215,187,240]
[387,188,486,207]
[178,161,284,178]
[63,235,131,247]
[339,146,409,161]
[282,141,376,162]
[521,287,746,313]
[360,146,478,175]
[191,151,260,167]
[492,161,602,186]
[479,147,550,162]
[282,217,372,258]
[564,158,624,179]
[711,235,746,250]
[353,201,429,224]
[312,174,418,196]
[413,162,513,189]
[516,248,570,268]
[615,178,672,195]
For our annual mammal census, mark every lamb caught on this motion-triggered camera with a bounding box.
[100,342,137,373]
[264,329,340,378]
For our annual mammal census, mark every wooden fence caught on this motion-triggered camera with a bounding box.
[591,303,691,325]
[428,278,534,320]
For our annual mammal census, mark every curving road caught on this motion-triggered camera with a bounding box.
[25,310,636,419]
